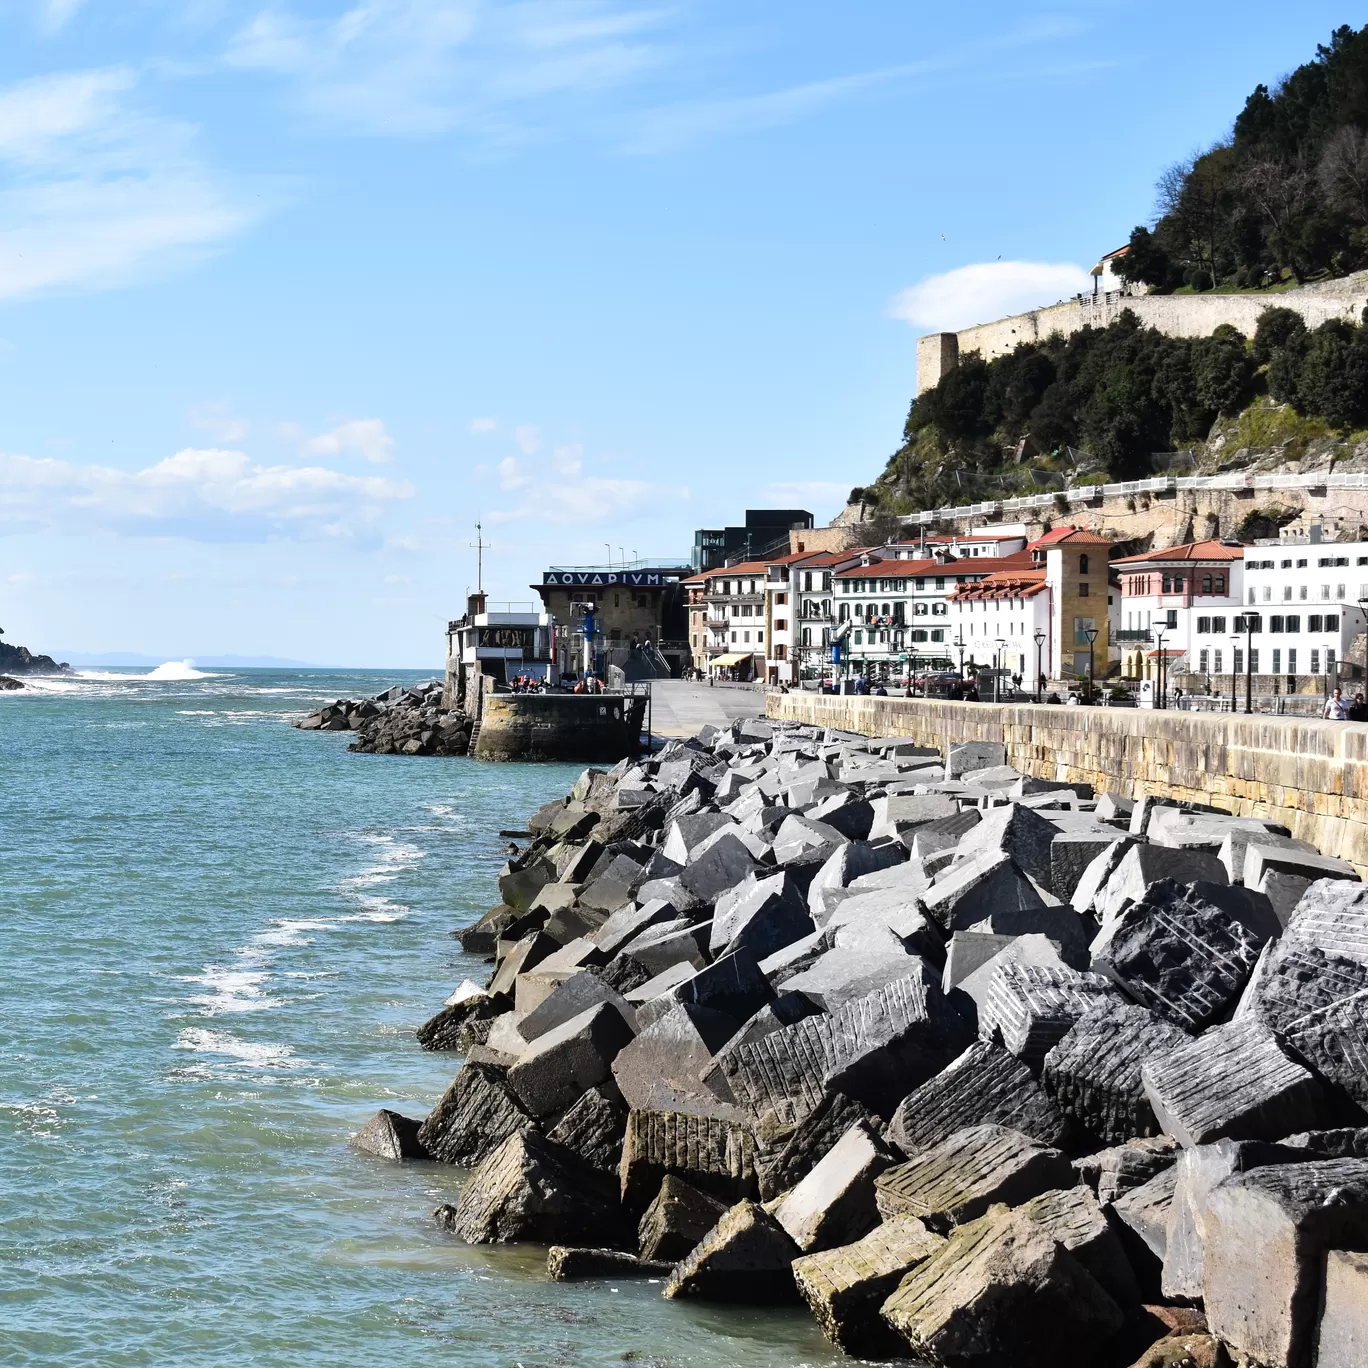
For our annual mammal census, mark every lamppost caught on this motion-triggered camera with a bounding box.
[954,632,966,680]
[993,639,1005,703]
[1034,628,1046,703]
[1243,612,1260,715]
[1153,628,1166,709]
[1083,626,1099,704]
[1229,636,1239,713]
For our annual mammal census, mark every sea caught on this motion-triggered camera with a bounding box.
[1,665,847,1368]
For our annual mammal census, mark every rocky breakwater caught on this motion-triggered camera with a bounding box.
[358,720,1368,1368]
[292,680,472,756]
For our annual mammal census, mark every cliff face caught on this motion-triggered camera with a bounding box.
[0,641,71,674]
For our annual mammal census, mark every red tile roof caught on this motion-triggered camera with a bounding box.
[1113,539,1244,565]
[834,557,946,579]
[949,569,1048,602]
[1027,525,1112,550]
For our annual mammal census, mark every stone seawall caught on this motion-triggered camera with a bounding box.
[474,692,648,762]
[766,692,1368,873]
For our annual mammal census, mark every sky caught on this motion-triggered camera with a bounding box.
[0,0,1362,667]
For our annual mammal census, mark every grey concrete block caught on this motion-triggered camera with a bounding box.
[674,947,774,1023]
[417,1061,532,1166]
[874,1123,1074,1232]
[1074,1135,1178,1205]
[946,740,1006,778]
[973,801,1059,889]
[806,841,906,917]
[1315,1248,1368,1368]
[941,931,1016,992]
[662,1200,801,1303]
[1095,845,1228,925]
[518,969,637,1042]
[921,850,1046,932]
[770,1120,895,1253]
[662,812,734,864]
[679,833,759,902]
[782,946,923,1012]
[618,1107,757,1210]
[1217,828,1316,885]
[755,1090,879,1201]
[1141,1017,1328,1148]
[350,1108,428,1162]
[1051,831,1122,902]
[1017,1183,1141,1307]
[978,961,1118,1066]
[545,1083,629,1173]
[637,1174,728,1262]
[709,870,814,961]
[1245,843,1359,890]
[1070,837,1135,915]
[611,1003,741,1120]
[506,1002,637,1118]
[885,1038,1071,1157]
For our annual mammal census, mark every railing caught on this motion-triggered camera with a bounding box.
[1115,630,1154,643]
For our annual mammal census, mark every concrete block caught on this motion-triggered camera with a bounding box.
[1315,1248,1368,1368]
[545,1083,629,1173]
[1204,1159,1368,1368]
[805,840,906,916]
[792,1215,945,1358]
[1217,828,1315,885]
[487,929,559,1000]
[973,801,1059,889]
[591,898,679,960]
[781,946,922,1012]
[611,1003,741,1120]
[349,1108,428,1162]
[945,740,1006,778]
[756,1090,879,1201]
[662,1200,801,1303]
[1017,1183,1141,1307]
[770,1120,895,1252]
[1071,837,1136,915]
[873,1124,1073,1232]
[941,931,1015,992]
[880,1203,1124,1367]
[709,870,813,961]
[636,1174,728,1262]
[979,962,1119,1067]
[1095,845,1228,925]
[674,946,774,1023]
[678,833,759,902]
[921,850,1046,932]
[827,893,944,963]
[416,1062,532,1166]
[885,1038,1071,1157]
[1052,831,1123,902]
[618,1108,757,1210]
[867,793,960,842]
[1074,1135,1178,1205]
[954,932,1072,1024]
[662,812,733,864]
[1141,1017,1328,1148]
[506,1002,637,1118]
[518,970,637,1042]
[807,792,875,841]
[546,1246,671,1279]
[1245,843,1358,890]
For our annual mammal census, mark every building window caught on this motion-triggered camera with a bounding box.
[1273,649,1281,674]
[1250,648,1259,672]
[1286,615,1301,632]
[775,619,787,631]
[931,629,945,642]
[1270,616,1284,633]
[1323,585,1332,600]
[1312,649,1321,673]
[935,577,945,590]
[1328,614,1341,630]
[1202,574,1212,594]
[1079,554,1089,574]
[1214,649,1223,673]
[1263,587,1272,602]
[775,593,787,605]
[1197,616,1211,633]
[1288,649,1297,674]
[1310,614,1323,632]
[1338,584,1347,599]
[743,631,750,643]
[1235,648,1244,674]
[1284,586,1293,601]
[854,630,863,645]
[1215,573,1226,593]
[1249,588,1256,604]
[1166,609,1178,628]
[730,631,737,643]
[801,627,811,646]
[911,629,928,642]
[1079,583,1089,597]
[1213,615,1227,633]
[1300,586,1308,600]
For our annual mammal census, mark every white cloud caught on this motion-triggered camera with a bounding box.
[887,260,1092,334]
[226,0,668,137]
[0,67,261,301]
[553,442,583,476]
[469,416,497,433]
[0,446,413,540]
[489,444,684,525]
[36,0,87,36]
[303,417,395,464]
[514,423,542,454]
[189,401,250,443]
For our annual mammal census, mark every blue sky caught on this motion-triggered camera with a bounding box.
[0,0,1361,666]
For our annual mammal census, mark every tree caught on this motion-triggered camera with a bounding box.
[1191,326,1256,417]
[1114,226,1177,291]
[1293,320,1368,426]
[1318,123,1368,222]
[1253,306,1308,364]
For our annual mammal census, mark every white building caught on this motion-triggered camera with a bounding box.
[1239,539,1368,680]
[697,560,769,679]
[789,548,868,682]
[832,549,957,680]
[1112,540,1245,679]
[917,523,1030,560]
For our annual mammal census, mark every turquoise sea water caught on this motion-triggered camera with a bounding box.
[1,667,847,1368]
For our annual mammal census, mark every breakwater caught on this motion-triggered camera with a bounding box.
[373,713,1368,1367]
[767,693,1368,877]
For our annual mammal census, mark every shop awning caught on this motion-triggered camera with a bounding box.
[710,652,751,668]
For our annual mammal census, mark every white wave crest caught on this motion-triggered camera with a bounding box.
[174,1027,305,1069]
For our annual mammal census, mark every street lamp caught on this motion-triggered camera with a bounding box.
[1033,628,1046,703]
[1229,636,1239,713]
[993,639,1005,703]
[1152,628,1165,708]
[1083,626,1099,704]
[1242,612,1261,715]
[954,632,966,680]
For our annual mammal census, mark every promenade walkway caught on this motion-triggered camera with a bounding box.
[647,680,764,738]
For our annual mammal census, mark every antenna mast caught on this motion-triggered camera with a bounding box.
[470,521,489,594]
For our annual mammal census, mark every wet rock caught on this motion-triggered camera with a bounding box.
[454,905,518,955]
[637,1174,729,1262]
[880,1203,1125,1368]
[770,1120,895,1252]
[1089,879,1270,1032]
[498,859,555,913]
[792,1214,945,1358]
[506,1002,637,1118]
[1203,1158,1368,1368]
[618,1108,758,1210]
[662,1200,802,1304]
[445,1127,628,1246]
[873,1124,1073,1233]
[546,1246,672,1280]
[1141,1017,1328,1148]
[979,961,1119,1067]
[349,1108,428,1161]
[886,1038,1071,1157]
[1043,1001,1192,1145]
[415,994,497,1051]
[756,1090,880,1201]
[416,1062,532,1167]
[545,1083,629,1173]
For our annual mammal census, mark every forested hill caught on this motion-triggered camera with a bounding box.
[855,26,1368,525]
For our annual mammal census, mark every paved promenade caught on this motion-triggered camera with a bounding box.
[647,680,764,738]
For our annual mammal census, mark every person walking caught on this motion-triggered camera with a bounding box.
[1352,692,1368,722]
[1325,687,1351,720]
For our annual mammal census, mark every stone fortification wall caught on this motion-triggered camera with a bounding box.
[474,692,647,762]
[916,271,1368,394]
[766,691,1368,872]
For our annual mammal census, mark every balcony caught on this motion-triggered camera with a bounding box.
[1115,629,1153,644]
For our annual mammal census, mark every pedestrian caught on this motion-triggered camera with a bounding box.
[1324,687,1350,720]
[1353,692,1368,722]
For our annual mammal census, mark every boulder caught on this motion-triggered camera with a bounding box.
[487,929,559,999]
[517,970,637,1041]
[792,1214,946,1358]
[1052,831,1126,902]
[444,1127,628,1246]
[1043,1001,1193,1145]
[673,946,774,1023]
[546,1246,672,1280]
[497,859,555,912]
[1284,987,1368,1110]
[662,812,733,864]
[1245,842,1358,891]
[880,1203,1125,1368]
[1071,837,1136,915]
[637,1174,729,1262]
[618,1108,758,1210]
[349,1108,428,1161]
[921,850,1046,932]
[973,802,1059,889]
[1089,879,1271,1032]
[1315,1248,1368,1368]
[808,792,876,841]
[1110,1165,1179,1279]
[1217,828,1316,885]
[1204,1159,1368,1368]
[545,1083,630,1173]
[979,961,1119,1067]
[953,932,1074,1024]
[941,930,1016,991]
[780,945,921,1012]
[755,1090,880,1201]
[591,898,679,960]
[662,1200,802,1303]
[873,1124,1074,1232]
[805,841,905,915]
[886,1038,1071,1157]
[506,1002,636,1118]
[867,793,960,842]
[824,889,944,962]
[416,1062,532,1166]
[770,1120,896,1252]
[1141,1017,1327,1148]
[621,919,709,975]
[679,833,759,901]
